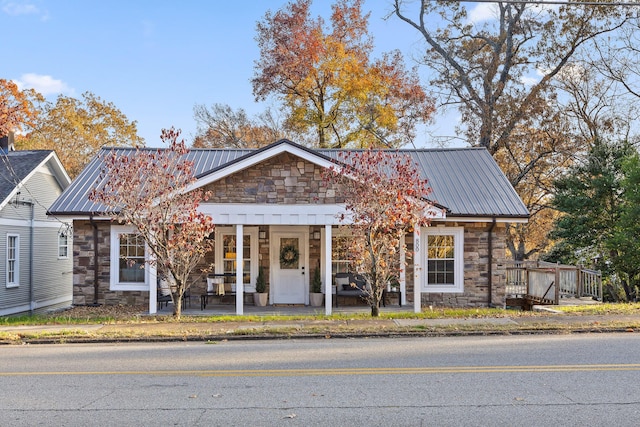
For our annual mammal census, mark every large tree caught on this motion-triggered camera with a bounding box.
[89,128,215,318]
[192,103,286,148]
[17,91,143,178]
[392,0,628,154]
[392,1,629,260]
[253,0,433,149]
[323,149,433,316]
[0,79,41,137]
[551,139,636,301]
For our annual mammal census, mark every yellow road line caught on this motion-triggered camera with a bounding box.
[2,364,640,377]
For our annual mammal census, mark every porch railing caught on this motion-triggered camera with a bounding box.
[505,261,602,304]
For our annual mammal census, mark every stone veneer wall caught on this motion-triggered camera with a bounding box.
[73,220,149,306]
[419,222,507,308]
[203,152,343,204]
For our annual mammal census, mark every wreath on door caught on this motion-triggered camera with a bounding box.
[280,244,299,268]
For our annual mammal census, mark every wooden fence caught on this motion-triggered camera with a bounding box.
[506,261,602,304]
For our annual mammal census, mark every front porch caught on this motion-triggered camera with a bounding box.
[151,219,420,316]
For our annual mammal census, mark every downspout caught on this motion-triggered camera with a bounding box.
[28,201,35,315]
[487,218,496,307]
[89,215,100,306]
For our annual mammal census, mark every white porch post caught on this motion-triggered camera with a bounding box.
[149,264,157,314]
[235,224,244,315]
[324,224,332,315]
[400,233,406,306]
[413,227,421,313]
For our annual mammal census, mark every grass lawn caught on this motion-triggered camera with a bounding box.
[2,302,640,326]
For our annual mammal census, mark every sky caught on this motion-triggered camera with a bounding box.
[2,0,496,148]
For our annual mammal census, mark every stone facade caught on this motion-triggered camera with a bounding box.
[419,222,507,308]
[203,152,343,205]
[73,220,149,306]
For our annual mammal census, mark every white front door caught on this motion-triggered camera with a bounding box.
[271,227,308,304]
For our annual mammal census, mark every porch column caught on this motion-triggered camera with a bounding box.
[149,264,157,314]
[235,224,244,315]
[413,227,421,313]
[324,224,332,315]
[400,233,406,306]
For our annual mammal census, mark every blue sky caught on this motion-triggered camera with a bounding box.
[3,0,491,147]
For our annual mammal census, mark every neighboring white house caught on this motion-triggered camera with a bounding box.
[0,135,73,315]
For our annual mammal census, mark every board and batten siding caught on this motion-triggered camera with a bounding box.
[0,167,72,315]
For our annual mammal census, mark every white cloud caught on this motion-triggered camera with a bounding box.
[467,1,558,25]
[467,3,496,24]
[14,73,73,96]
[2,1,49,21]
[521,67,556,87]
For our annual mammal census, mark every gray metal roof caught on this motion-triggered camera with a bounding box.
[1,150,53,206]
[49,142,529,219]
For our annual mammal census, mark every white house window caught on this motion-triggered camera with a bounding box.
[58,231,69,258]
[423,227,464,293]
[6,234,19,288]
[110,225,149,291]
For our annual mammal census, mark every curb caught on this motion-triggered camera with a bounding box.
[1,324,637,345]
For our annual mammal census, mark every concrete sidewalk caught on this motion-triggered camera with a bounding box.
[1,311,639,344]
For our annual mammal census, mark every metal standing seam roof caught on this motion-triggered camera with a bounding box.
[48,143,529,219]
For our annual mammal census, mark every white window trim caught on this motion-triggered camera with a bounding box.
[422,226,464,293]
[214,227,259,292]
[110,225,150,291]
[58,230,69,259]
[6,233,19,288]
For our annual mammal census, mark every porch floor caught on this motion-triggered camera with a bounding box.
[156,298,411,316]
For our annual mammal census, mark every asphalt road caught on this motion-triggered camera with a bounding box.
[2,334,640,426]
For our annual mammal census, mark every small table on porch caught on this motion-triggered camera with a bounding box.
[201,273,235,310]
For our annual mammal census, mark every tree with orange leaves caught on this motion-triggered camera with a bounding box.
[324,149,434,316]
[0,79,40,137]
[253,0,433,149]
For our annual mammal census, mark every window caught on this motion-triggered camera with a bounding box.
[222,234,251,284]
[423,227,464,293]
[118,233,146,283]
[215,227,258,292]
[110,226,148,291]
[58,231,69,258]
[331,234,353,275]
[6,234,19,288]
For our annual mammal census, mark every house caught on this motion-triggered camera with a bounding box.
[0,135,73,315]
[48,139,529,315]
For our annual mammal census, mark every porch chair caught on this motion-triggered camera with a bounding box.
[158,276,191,309]
[157,278,172,309]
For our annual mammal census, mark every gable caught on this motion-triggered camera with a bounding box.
[0,151,70,212]
[203,152,342,205]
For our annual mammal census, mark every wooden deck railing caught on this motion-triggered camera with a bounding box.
[505,261,602,304]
